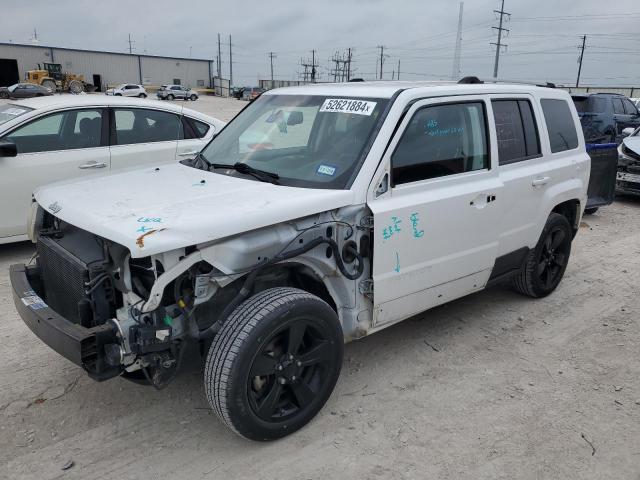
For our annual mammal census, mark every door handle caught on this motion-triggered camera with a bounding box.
[178,151,198,157]
[532,176,550,187]
[79,162,107,169]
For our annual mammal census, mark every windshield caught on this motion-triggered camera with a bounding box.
[199,94,389,189]
[0,104,34,127]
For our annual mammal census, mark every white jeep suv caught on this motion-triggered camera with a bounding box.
[11,79,589,441]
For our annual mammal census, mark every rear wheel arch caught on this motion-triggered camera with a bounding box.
[551,199,581,237]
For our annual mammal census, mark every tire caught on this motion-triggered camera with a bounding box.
[68,80,83,94]
[41,79,57,92]
[190,94,197,101]
[0,91,8,99]
[584,207,599,215]
[138,93,146,98]
[167,94,174,100]
[115,93,122,96]
[513,213,573,298]
[205,287,343,441]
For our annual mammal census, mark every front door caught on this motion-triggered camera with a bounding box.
[0,108,109,239]
[368,97,503,326]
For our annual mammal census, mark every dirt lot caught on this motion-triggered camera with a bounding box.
[1,94,639,480]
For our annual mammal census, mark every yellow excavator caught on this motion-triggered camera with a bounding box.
[25,63,94,94]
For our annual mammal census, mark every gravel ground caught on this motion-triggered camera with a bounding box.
[1,94,639,479]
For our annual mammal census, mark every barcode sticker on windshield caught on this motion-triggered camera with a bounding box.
[320,99,377,116]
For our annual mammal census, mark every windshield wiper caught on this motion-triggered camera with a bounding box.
[210,162,280,185]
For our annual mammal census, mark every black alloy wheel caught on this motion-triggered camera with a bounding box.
[513,213,573,298]
[205,287,343,441]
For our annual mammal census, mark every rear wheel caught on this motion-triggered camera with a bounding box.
[0,91,8,99]
[190,94,197,101]
[205,287,343,441]
[138,93,147,98]
[41,79,57,92]
[513,213,572,298]
[68,80,83,94]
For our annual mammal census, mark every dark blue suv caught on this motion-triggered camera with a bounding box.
[571,93,640,144]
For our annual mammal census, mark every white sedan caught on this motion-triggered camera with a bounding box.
[0,95,225,244]
[105,84,148,98]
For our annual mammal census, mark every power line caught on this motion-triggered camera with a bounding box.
[491,0,510,78]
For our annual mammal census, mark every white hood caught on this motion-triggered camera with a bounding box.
[34,163,355,257]
[623,136,640,156]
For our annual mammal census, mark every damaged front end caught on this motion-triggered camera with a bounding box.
[12,205,368,387]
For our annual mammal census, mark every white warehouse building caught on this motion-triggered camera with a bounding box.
[0,42,214,91]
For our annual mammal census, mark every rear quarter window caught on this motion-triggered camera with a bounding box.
[540,99,579,153]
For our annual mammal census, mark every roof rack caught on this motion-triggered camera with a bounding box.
[458,76,556,89]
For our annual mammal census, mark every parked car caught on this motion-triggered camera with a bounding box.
[630,98,640,110]
[0,83,53,99]
[231,87,244,99]
[105,84,147,98]
[572,93,640,143]
[0,95,225,244]
[616,125,640,196]
[242,87,265,101]
[157,85,199,101]
[10,80,589,441]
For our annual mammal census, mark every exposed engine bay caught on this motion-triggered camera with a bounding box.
[27,207,370,388]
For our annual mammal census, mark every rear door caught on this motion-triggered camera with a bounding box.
[109,107,182,170]
[368,96,503,326]
[612,97,632,141]
[0,108,109,239]
[489,95,547,267]
[622,98,640,131]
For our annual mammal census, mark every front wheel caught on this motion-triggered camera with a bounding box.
[205,287,343,441]
[190,94,197,101]
[513,213,573,298]
[166,94,174,100]
[584,207,599,215]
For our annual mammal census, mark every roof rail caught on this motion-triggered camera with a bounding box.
[458,76,556,88]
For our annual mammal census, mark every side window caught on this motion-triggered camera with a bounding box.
[184,117,210,139]
[540,99,579,153]
[612,98,625,114]
[623,98,638,115]
[492,99,540,165]
[391,102,488,185]
[114,108,183,145]
[5,109,103,154]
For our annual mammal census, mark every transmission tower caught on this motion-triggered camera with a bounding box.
[451,2,464,80]
[491,0,510,78]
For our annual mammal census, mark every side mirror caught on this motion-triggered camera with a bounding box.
[621,127,636,138]
[287,111,303,126]
[375,173,389,197]
[0,141,17,157]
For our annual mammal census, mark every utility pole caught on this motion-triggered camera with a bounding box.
[311,50,317,82]
[576,35,587,88]
[378,45,386,80]
[452,2,464,80]
[397,59,401,80]
[268,52,277,85]
[217,33,222,78]
[128,33,134,54]
[346,48,352,81]
[491,0,510,78]
[229,35,233,87]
